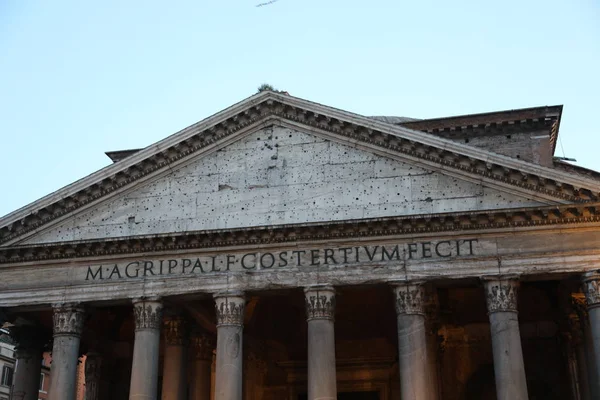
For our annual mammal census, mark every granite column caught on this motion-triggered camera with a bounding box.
[304,285,337,400]
[189,333,215,400]
[483,276,528,400]
[214,292,245,400]
[48,304,85,400]
[161,315,188,400]
[129,298,163,400]
[9,328,45,400]
[85,352,102,400]
[393,282,429,400]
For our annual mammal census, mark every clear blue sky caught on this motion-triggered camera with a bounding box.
[1,0,599,217]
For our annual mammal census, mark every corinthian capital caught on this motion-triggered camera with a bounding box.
[483,276,519,313]
[393,282,426,315]
[132,298,163,331]
[190,332,216,360]
[214,292,245,327]
[163,315,188,346]
[52,304,85,337]
[304,285,336,321]
[583,272,600,308]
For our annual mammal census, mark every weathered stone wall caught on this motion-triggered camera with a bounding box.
[451,131,553,166]
[22,127,542,245]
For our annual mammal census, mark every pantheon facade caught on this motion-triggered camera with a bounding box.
[1,91,600,400]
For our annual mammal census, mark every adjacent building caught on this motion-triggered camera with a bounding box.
[1,90,600,400]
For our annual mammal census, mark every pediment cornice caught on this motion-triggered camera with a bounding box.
[1,92,599,245]
[1,202,599,265]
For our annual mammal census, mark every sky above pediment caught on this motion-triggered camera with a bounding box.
[0,0,598,217]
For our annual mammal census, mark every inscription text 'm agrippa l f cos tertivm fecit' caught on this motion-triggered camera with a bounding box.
[85,239,479,281]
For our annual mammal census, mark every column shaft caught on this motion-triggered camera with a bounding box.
[10,330,43,400]
[304,285,336,400]
[85,352,102,400]
[161,316,188,400]
[483,277,528,400]
[129,299,163,400]
[48,304,85,400]
[189,333,215,400]
[393,283,429,400]
[214,292,245,400]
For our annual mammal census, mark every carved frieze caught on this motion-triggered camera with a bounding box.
[304,285,336,321]
[583,272,600,308]
[190,332,216,360]
[133,299,163,331]
[52,304,85,336]
[393,282,426,315]
[214,293,245,327]
[163,315,188,346]
[483,277,519,313]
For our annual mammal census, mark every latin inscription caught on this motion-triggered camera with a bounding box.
[85,239,478,281]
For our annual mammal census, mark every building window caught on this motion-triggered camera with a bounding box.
[1,365,13,386]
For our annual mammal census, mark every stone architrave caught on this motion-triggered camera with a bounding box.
[85,352,102,400]
[582,271,600,392]
[304,285,337,400]
[129,298,163,400]
[392,282,429,400]
[189,332,216,400]
[483,276,528,400]
[48,304,85,400]
[9,327,45,400]
[161,314,188,400]
[214,292,245,400]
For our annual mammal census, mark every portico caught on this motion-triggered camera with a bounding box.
[2,91,600,399]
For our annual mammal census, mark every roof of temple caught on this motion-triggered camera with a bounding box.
[0,91,596,246]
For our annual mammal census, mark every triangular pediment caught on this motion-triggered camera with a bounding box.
[2,91,600,246]
[13,126,550,244]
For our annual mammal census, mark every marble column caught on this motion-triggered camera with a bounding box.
[393,282,429,400]
[483,276,528,400]
[214,292,245,400]
[9,327,45,400]
[48,304,85,400]
[582,272,600,394]
[189,332,215,400]
[161,315,188,400]
[304,285,336,400]
[85,352,102,400]
[129,298,163,400]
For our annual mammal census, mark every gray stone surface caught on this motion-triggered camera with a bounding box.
[305,285,337,400]
[129,300,162,400]
[214,292,245,400]
[11,347,43,400]
[214,325,243,400]
[484,278,528,400]
[48,305,84,400]
[48,336,80,400]
[22,127,542,245]
[393,283,429,400]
